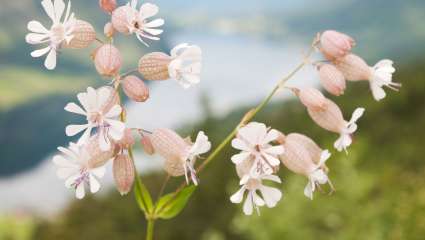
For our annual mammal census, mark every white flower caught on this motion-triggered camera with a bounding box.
[25,0,76,70]
[334,108,365,152]
[168,43,202,89]
[183,131,211,185]
[304,150,332,200]
[53,142,106,199]
[126,0,164,46]
[230,174,282,215]
[369,59,400,101]
[64,87,125,150]
[231,122,284,177]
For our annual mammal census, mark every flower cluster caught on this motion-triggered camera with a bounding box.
[317,30,400,101]
[230,122,284,215]
[25,0,208,198]
[27,2,401,228]
[230,30,400,215]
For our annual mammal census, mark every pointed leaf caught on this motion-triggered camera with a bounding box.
[134,176,154,214]
[155,186,196,219]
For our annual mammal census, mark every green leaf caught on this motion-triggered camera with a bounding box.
[134,176,154,214]
[155,185,196,219]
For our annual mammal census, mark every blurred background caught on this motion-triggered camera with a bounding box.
[1,0,425,239]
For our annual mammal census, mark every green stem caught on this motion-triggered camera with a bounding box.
[146,219,155,240]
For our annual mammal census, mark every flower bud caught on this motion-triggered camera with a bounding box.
[115,129,135,150]
[86,136,117,169]
[94,44,122,77]
[99,0,117,13]
[113,154,135,195]
[140,135,155,155]
[150,128,189,176]
[63,20,96,49]
[122,75,149,102]
[104,22,115,38]
[111,6,135,34]
[296,87,328,111]
[320,30,355,60]
[318,64,346,96]
[335,54,371,81]
[138,52,172,81]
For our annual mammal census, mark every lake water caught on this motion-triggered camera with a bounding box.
[0,33,319,216]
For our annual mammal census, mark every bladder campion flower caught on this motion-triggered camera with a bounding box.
[336,54,399,101]
[64,86,125,150]
[111,0,164,46]
[231,122,284,177]
[25,0,76,70]
[53,142,107,199]
[168,44,203,89]
[278,133,332,199]
[230,173,282,215]
[296,88,365,152]
[150,129,211,185]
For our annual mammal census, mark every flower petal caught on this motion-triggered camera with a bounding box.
[303,180,314,200]
[75,183,86,199]
[98,131,111,151]
[97,87,112,110]
[143,27,163,36]
[54,0,66,23]
[263,145,284,155]
[242,192,254,215]
[65,124,89,137]
[231,138,251,151]
[79,128,93,147]
[260,185,282,207]
[262,175,281,183]
[231,152,250,164]
[144,18,164,28]
[41,0,56,22]
[89,174,101,193]
[252,191,265,207]
[189,131,211,156]
[262,153,280,166]
[25,33,49,44]
[64,102,87,115]
[52,155,76,168]
[104,119,125,139]
[230,186,246,204]
[104,105,122,118]
[170,43,189,57]
[238,122,267,145]
[139,3,159,19]
[91,167,106,178]
[27,20,49,33]
[44,49,57,70]
[31,46,51,58]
